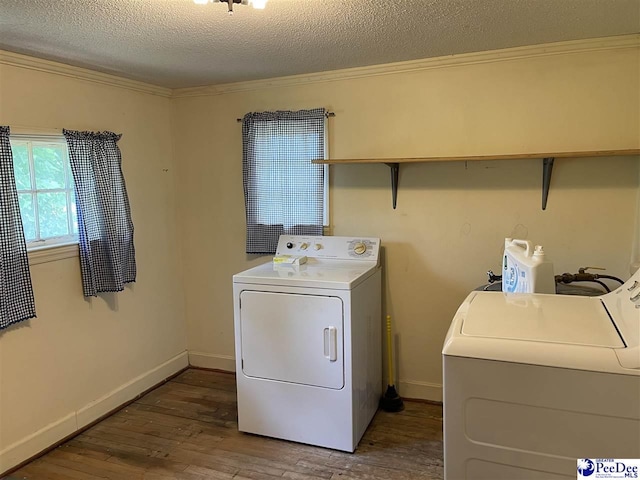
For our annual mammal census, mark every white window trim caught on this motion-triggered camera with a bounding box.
[27,234,79,250]
[28,242,79,266]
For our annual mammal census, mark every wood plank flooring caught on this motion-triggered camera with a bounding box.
[4,369,444,480]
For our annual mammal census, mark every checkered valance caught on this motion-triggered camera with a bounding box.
[0,126,36,330]
[64,130,136,297]
[242,108,326,254]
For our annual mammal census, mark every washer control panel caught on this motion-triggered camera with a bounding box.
[276,235,380,262]
[602,267,640,369]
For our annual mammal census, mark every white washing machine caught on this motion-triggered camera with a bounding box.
[442,268,640,479]
[232,235,382,452]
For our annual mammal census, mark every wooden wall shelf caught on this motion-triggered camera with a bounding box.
[312,149,640,210]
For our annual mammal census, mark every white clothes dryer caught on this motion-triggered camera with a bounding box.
[442,268,640,479]
[233,235,382,452]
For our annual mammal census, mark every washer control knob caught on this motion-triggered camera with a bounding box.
[300,243,309,250]
[286,242,293,249]
[314,243,322,250]
[353,242,367,255]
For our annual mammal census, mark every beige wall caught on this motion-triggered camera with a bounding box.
[0,38,638,472]
[0,60,187,469]
[173,44,639,399]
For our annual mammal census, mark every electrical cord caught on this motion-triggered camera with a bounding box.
[595,274,624,285]
[592,280,611,293]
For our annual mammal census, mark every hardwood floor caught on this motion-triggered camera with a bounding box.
[5,369,444,480]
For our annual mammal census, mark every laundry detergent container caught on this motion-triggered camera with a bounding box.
[502,238,555,294]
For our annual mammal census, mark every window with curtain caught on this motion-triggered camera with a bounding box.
[242,108,328,254]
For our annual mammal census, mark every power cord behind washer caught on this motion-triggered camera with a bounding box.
[555,267,624,293]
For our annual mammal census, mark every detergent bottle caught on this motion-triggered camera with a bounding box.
[502,238,555,294]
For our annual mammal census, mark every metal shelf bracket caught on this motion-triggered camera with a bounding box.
[382,158,555,210]
[383,158,556,210]
[385,162,400,209]
[542,157,555,210]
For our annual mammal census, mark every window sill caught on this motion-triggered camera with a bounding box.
[28,242,79,266]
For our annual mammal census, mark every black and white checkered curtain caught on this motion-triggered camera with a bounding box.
[63,130,136,297]
[0,126,36,330]
[242,108,325,254]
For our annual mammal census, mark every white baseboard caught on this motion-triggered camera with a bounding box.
[398,379,443,403]
[0,350,189,475]
[0,412,77,475]
[76,351,189,428]
[188,351,236,372]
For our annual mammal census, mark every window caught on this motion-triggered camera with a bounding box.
[252,123,328,226]
[242,108,328,254]
[10,136,78,248]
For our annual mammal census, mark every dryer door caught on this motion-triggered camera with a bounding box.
[239,291,344,389]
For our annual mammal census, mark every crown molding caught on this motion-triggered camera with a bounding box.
[2,34,637,100]
[0,50,172,98]
[172,34,640,98]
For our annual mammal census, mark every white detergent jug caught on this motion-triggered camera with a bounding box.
[502,238,555,294]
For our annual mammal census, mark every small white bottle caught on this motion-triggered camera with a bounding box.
[530,245,555,294]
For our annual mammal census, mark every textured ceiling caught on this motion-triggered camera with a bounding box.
[0,0,639,89]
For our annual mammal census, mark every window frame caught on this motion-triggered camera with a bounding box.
[9,134,79,251]
[249,115,329,227]
[322,116,329,226]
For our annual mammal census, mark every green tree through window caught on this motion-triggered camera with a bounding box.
[10,137,78,247]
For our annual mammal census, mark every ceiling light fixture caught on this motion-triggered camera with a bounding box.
[193,0,267,15]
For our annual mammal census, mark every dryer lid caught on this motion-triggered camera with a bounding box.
[461,293,624,348]
[233,258,378,290]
